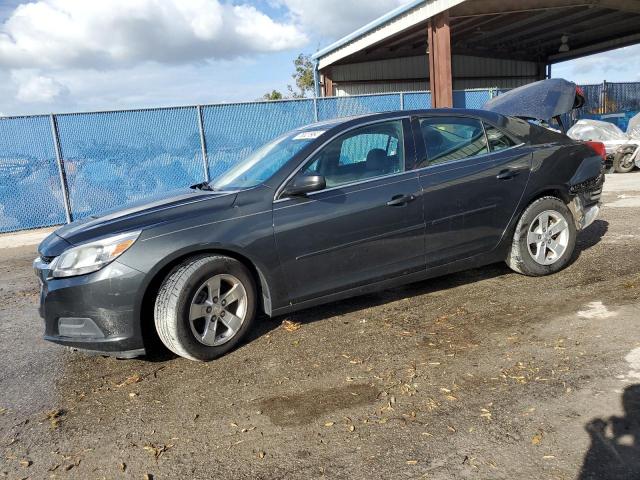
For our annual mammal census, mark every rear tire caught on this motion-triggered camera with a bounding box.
[506,196,576,277]
[613,152,635,173]
[154,255,257,361]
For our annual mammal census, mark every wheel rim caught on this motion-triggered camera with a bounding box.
[526,210,570,266]
[621,153,634,169]
[188,274,248,347]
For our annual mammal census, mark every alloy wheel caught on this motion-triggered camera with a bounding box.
[188,274,248,346]
[526,210,570,266]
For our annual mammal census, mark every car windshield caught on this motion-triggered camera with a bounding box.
[210,130,322,191]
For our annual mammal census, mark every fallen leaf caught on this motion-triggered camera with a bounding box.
[282,320,301,332]
[324,422,335,427]
[144,443,173,460]
[0,407,6,415]
[406,460,418,465]
[116,374,142,387]
[45,408,65,429]
[532,432,543,445]
[258,451,266,459]
[19,459,32,467]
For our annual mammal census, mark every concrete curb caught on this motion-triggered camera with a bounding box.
[0,227,57,250]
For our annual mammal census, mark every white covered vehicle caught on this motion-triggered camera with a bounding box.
[568,115,640,173]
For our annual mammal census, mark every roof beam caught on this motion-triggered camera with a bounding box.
[528,15,640,50]
[471,7,598,44]
[548,31,640,62]
[450,14,505,37]
[493,10,627,48]
[451,0,640,17]
[451,0,598,18]
[597,0,640,14]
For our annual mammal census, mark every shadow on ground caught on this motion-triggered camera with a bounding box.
[578,384,640,480]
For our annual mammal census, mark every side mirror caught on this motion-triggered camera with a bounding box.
[282,174,326,197]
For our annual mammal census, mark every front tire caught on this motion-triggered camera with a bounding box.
[506,196,576,276]
[154,255,257,361]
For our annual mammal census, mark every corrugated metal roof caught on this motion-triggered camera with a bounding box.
[313,0,467,69]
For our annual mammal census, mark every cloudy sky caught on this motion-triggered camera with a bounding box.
[0,0,638,116]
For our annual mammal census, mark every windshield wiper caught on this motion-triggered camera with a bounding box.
[190,182,215,191]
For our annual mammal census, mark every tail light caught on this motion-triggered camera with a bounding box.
[585,141,606,161]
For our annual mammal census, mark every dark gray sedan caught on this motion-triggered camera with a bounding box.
[35,107,604,361]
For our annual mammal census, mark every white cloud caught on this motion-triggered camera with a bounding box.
[0,0,308,70]
[12,71,69,103]
[553,45,640,84]
[278,0,410,39]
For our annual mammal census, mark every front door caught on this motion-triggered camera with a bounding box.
[412,115,532,267]
[273,119,425,304]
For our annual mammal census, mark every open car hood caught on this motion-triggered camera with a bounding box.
[483,78,584,121]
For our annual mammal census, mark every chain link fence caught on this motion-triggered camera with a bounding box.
[1,83,638,233]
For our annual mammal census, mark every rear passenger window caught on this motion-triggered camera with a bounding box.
[484,123,516,152]
[417,117,488,168]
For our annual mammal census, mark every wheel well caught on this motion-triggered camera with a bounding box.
[529,188,571,205]
[501,188,572,252]
[138,249,270,352]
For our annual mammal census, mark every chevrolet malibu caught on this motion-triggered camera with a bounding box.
[35,105,604,361]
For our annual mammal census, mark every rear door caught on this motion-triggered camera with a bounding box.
[272,118,425,303]
[412,115,531,267]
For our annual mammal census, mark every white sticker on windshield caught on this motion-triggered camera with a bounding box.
[293,131,325,140]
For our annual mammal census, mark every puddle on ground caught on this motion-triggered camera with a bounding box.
[258,383,379,427]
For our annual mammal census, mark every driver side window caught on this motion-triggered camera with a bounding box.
[302,120,404,188]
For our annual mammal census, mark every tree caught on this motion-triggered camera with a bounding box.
[288,54,315,98]
[263,90,284,101]
[263,53,315,101]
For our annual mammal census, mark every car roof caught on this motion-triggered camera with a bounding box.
[295,108,507,133]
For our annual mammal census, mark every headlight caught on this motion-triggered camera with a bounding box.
[51,231,141,278]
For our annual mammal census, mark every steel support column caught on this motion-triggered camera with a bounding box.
[427,11,453,108]
[49,114,73,223]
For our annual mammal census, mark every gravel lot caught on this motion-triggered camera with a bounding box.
[1,172,640,480]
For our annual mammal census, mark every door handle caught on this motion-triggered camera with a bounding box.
[497,168,520,180]
[386,194,416,207]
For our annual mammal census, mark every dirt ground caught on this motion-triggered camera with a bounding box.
[1,173,640,480]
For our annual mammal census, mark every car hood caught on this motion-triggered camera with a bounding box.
[483,78,582,121]
[40,188,237,256]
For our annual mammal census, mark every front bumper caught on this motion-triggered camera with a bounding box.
[34,257,146,357]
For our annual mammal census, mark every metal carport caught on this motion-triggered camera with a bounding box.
[312,0,640,107]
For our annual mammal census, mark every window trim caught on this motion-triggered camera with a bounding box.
[274,116,410,202]
[482,120,518,153]
[412,114,525,172]
[415,114,490,168]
